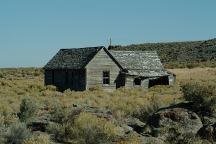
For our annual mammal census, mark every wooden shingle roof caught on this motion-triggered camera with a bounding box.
[44,46,103,69]
[110,51,168,77]
[44,46,169,77]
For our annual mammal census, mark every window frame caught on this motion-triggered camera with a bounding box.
[103,71,110,85]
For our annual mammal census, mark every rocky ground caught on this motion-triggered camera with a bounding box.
[28,101,216,144]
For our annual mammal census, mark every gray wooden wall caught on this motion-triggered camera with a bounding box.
[125,76,149,89]
[85,49,121,90]
[125,76,134,88]
[45,69,86,91]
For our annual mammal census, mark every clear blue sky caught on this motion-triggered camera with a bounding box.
[0,0,216,68]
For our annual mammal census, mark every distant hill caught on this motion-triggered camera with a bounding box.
[108,38,216,68]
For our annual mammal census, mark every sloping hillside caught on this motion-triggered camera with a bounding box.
[109,38,216,68]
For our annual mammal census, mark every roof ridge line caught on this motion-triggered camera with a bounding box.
[60,46,105,50]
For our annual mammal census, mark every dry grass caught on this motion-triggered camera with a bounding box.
[169,68,216,81]
[0,68,216,143]
[1,67,215,116]
[0,68,184,117]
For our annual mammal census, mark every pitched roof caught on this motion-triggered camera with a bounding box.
[110,51,168,77]
[44,46,169,77]
[44,46,103,69]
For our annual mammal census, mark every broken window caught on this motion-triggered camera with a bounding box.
[134,78,141,85]
[103,71,110,85]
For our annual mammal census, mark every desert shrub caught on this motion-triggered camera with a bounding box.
[46,123,66,142]
[72,125,112,144]
[68,112,118,144]
[167,132,207,144]
[47,112,118,144]
[1,112,19,127]
[181,83,216,116]
[49,102,81,124]
[0,129,6,144]
[132,96,162,122]
[0,112,19,143]
[117,133,141,144]
[75,112,118,137]
[23,133,52,144]
[49,102,65,123]
[18,98,38,122]
[46,106,82,142]
[0,113,5,127]
[5,122,32,144]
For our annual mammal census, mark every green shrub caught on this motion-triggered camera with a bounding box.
[18,98,38,122]
[181,83,216,116]
[47,106,82,142]
[6,122,32,144]
[133,96,162,122]
[49,102,65,123]
[46,123,66,142]
[49,102,81,124]
[0,112,19,143]
[47,112,117,144]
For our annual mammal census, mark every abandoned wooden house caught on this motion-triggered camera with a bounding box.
[44,46,175,91]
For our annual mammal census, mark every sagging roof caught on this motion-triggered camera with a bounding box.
[110,51,168,77]
[44,46,169,77]
[44,46,103,69]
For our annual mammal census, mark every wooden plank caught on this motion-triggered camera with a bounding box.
[86,49,121,89]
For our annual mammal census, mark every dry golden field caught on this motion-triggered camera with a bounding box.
[0,68,216,143]
[0,68,216,115]
[169,67,216,86]
[0,68,175,115]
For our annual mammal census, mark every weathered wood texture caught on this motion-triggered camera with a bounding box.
[141,79,150,89]
[125,76,150,89]
[45,69,86,91]
[125,76,134,88]
[124,75,172,89]
[45,70,53,85]
[86,49,121,90]
[44,47,176,91]
[168,75,176,85]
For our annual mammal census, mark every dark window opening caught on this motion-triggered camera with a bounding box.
[134,78,141,85]
[103,71,110,85]
[149,76,169,88]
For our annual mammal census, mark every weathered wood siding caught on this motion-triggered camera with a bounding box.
[125,76,134,88]
[141,79,149,89]
[66,69,86,91]
[45,69,86,91]
[125,76,150,89]
[86,49,121,90]
[168,75,176,85]
[45,70,53,85]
